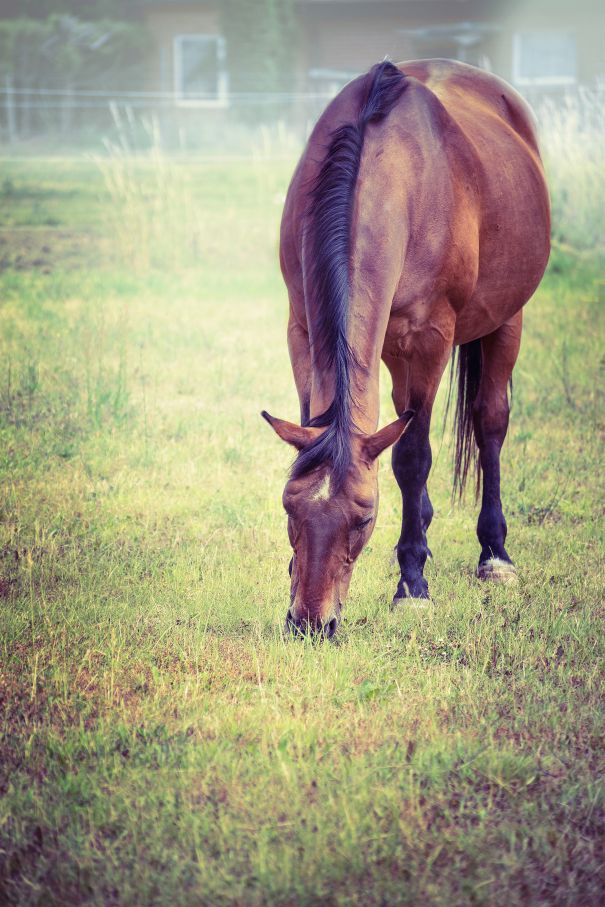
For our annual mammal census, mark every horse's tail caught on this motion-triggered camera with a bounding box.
[448,339,482,499]
[293,60,407,489]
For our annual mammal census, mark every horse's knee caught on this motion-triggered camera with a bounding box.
[392,427,431,488]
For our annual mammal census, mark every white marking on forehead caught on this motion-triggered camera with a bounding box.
[311,473,332,502]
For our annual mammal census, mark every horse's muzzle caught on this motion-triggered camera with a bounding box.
[285,609,340,640]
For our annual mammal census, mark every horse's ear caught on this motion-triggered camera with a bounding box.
[362,410,415,462]
[261,411,324,450]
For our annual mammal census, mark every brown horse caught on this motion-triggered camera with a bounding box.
[263,59,550,637]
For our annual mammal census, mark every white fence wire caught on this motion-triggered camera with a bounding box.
[0,82,341,152]
[2,80,603,157]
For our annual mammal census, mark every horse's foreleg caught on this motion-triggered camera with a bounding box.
[384,322,453,602]
[391,408,433,599]
[388,482,433,567]
[473,312,522,582]
[421,485,434,558]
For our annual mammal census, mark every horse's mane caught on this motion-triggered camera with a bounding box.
[291,61,407,490]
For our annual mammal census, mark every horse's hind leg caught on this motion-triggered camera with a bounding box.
[473,312,522,582]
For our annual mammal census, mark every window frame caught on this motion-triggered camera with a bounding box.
[173,33,229,108]
[512,30,576,87]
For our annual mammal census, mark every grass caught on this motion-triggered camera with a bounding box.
[0,153,604,906]
[538,85,605,251]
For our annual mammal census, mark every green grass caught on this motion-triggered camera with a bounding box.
[0,156,604,906]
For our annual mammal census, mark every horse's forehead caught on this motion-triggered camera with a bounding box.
[301,467,372,509]
[287,466,372,515]
[310,473,332,502]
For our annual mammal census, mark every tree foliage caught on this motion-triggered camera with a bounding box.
[220,0,298,94]
[0,15,147,88]
[0,1,140,20]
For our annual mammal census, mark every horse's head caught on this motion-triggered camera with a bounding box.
[262,410,414,637]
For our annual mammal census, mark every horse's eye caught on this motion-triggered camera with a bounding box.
[355,516,373,531]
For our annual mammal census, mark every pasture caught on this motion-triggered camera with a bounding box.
[0,154,604,905]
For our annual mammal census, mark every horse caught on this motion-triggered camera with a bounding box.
[262,59,550,638]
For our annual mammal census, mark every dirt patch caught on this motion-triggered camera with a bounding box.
[0,228,111,272]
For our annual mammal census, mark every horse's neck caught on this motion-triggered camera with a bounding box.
[347,291,392,434]
[308,332,384,435]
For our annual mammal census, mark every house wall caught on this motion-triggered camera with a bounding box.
[299,1,486,72]
[145,2,221,91]
[297,0,604,89]
[498,1,602,86]
[142,0,605,95]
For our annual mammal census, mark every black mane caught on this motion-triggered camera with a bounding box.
[291,60,407,489]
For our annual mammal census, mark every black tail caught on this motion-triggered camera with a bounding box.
[292,61,407,490]
[448,340,482,499]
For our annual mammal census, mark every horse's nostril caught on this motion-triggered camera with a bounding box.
[324,615,339,639]
[285,609,303,637]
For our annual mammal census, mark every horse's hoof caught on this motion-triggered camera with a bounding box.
[477,558,518,584]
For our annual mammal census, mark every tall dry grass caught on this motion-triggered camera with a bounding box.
[93,107,204,271]
[538,83,605,251]
[93,88,605,272]
[94,109,301,271]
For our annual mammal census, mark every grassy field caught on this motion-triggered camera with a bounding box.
[0,154,604,906]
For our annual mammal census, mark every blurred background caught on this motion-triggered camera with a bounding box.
[1,0,604,252]
[0,0,603,148]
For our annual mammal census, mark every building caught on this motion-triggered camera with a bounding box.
[140,0,604,109]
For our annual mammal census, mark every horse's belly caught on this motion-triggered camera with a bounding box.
[453,167,550,343]
[454,224,549,344]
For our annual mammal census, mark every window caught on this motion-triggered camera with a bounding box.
[512,31,576,86]
[174,35,228,106]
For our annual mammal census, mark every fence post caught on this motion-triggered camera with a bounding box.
[5,73,17,144]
